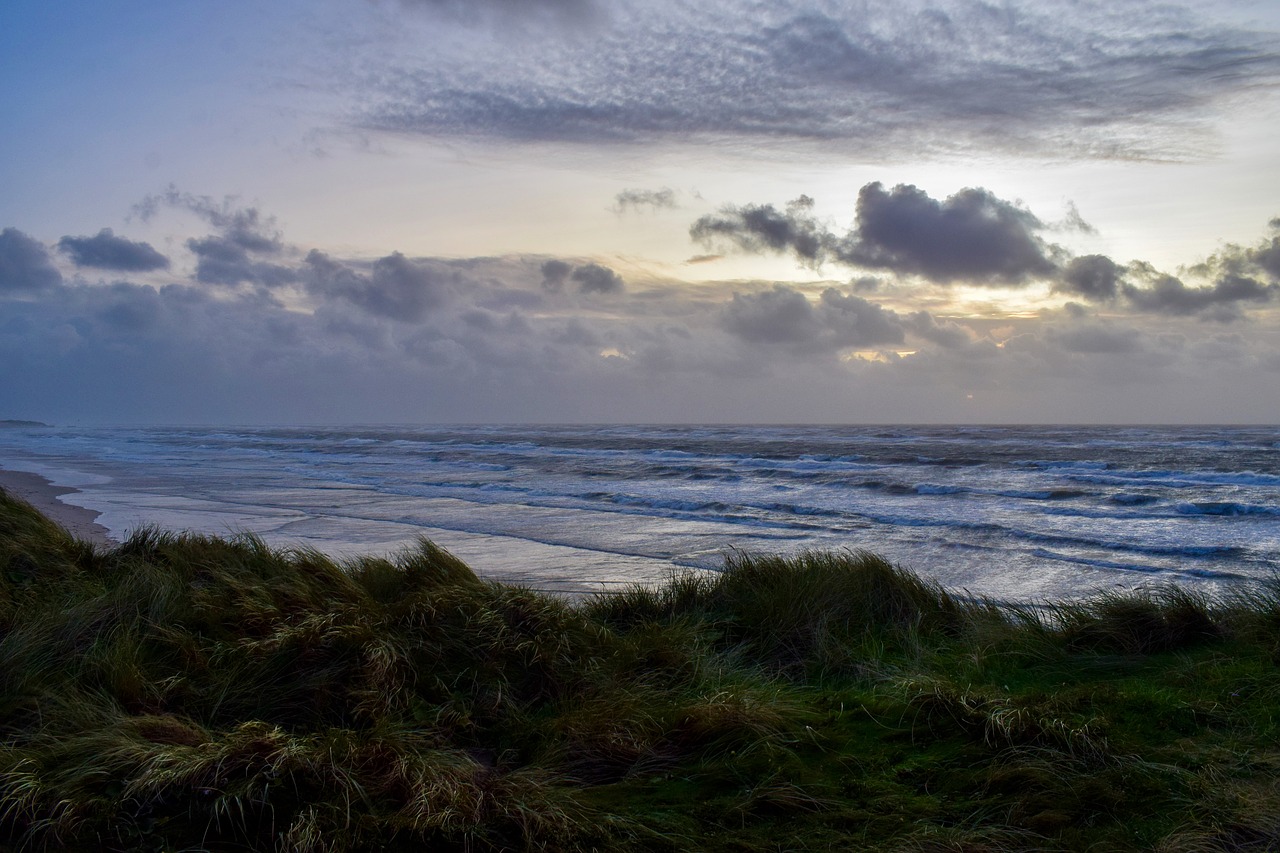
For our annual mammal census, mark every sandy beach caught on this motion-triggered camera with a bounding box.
[0,468,116,546]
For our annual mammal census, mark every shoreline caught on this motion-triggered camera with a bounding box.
[0,467,117,546]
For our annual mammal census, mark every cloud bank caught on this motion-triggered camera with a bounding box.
[2,185,1277,424]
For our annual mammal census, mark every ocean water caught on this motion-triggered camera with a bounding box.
[1,424,1277,599]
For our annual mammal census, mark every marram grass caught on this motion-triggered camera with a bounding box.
[1,486,1279,851]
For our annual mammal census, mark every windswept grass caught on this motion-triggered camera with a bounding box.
[1,485,1279,851]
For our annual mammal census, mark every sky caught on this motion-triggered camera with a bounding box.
[2,0,1279,425]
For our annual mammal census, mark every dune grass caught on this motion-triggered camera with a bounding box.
[1,485,1278,851]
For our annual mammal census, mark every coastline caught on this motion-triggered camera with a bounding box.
[0,467,117,546]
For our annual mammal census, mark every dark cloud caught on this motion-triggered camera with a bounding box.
[540,259,572,291]
[614,187,678,213]
[305,250,450,322]
[1054,254,1125,301]
[691,195,828,265]
[694,184,1058,285]
[1048,217,1280,318]
[539,259,624,294]
[839,183,1056,285]
[1203,219,1280,282]
[816,289,905,347]
[571,262,624,294]
[1121,263,1277,319]
[360,1,1280,160]
[722,285,819,344]
[56,228,169,272]
[0,228,62,293]
[1212,274,1274,303]
[721,284,904,349]
[1255,220,1280,279]
[186,236,296,288]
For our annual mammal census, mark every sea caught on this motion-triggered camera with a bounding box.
[1,424,1277,600]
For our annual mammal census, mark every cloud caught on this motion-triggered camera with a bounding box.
[904,311,972,349]
[133,190,298,289]
[357,1,1280,160]
[135,189,296,288]
[56,228,169,272]
[1251,220,1280,279]
[1197,219,1280,283]
[186,237,252,281]
[1059,202,1098,236]
[816,288,906,346]
[540,259,573,291]
[722,284,821,344]
[392,0,601,30]
[614,187,678,213]
[839,183,1057,285]
[304,250,451,321]
[0,228,62,293]
[186,236,296,289]
[693,183,1058,285]
[398,0,595,10]
[1120,265,1277,319]
[571,262,624,294]
[1049,217,1280,318]
[1046,320,1141,354]
[691,195,829,265]
[539,259,624,294]
[720,284,904,349]
[555,319,600,347]
[95,282,163,332]
[137,189,284,254]
[1054,254,1125,301]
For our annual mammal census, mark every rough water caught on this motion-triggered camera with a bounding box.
[1,424,1276,599]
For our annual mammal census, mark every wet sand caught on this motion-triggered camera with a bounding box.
[0,468,117,546]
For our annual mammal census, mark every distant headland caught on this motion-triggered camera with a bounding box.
[0,419,50,427]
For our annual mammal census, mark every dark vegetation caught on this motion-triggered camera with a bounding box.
[1,485,1278,851]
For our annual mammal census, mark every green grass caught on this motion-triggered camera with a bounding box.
[1,485,1278,851]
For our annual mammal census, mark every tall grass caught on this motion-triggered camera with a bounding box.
[2,485,1279,851]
